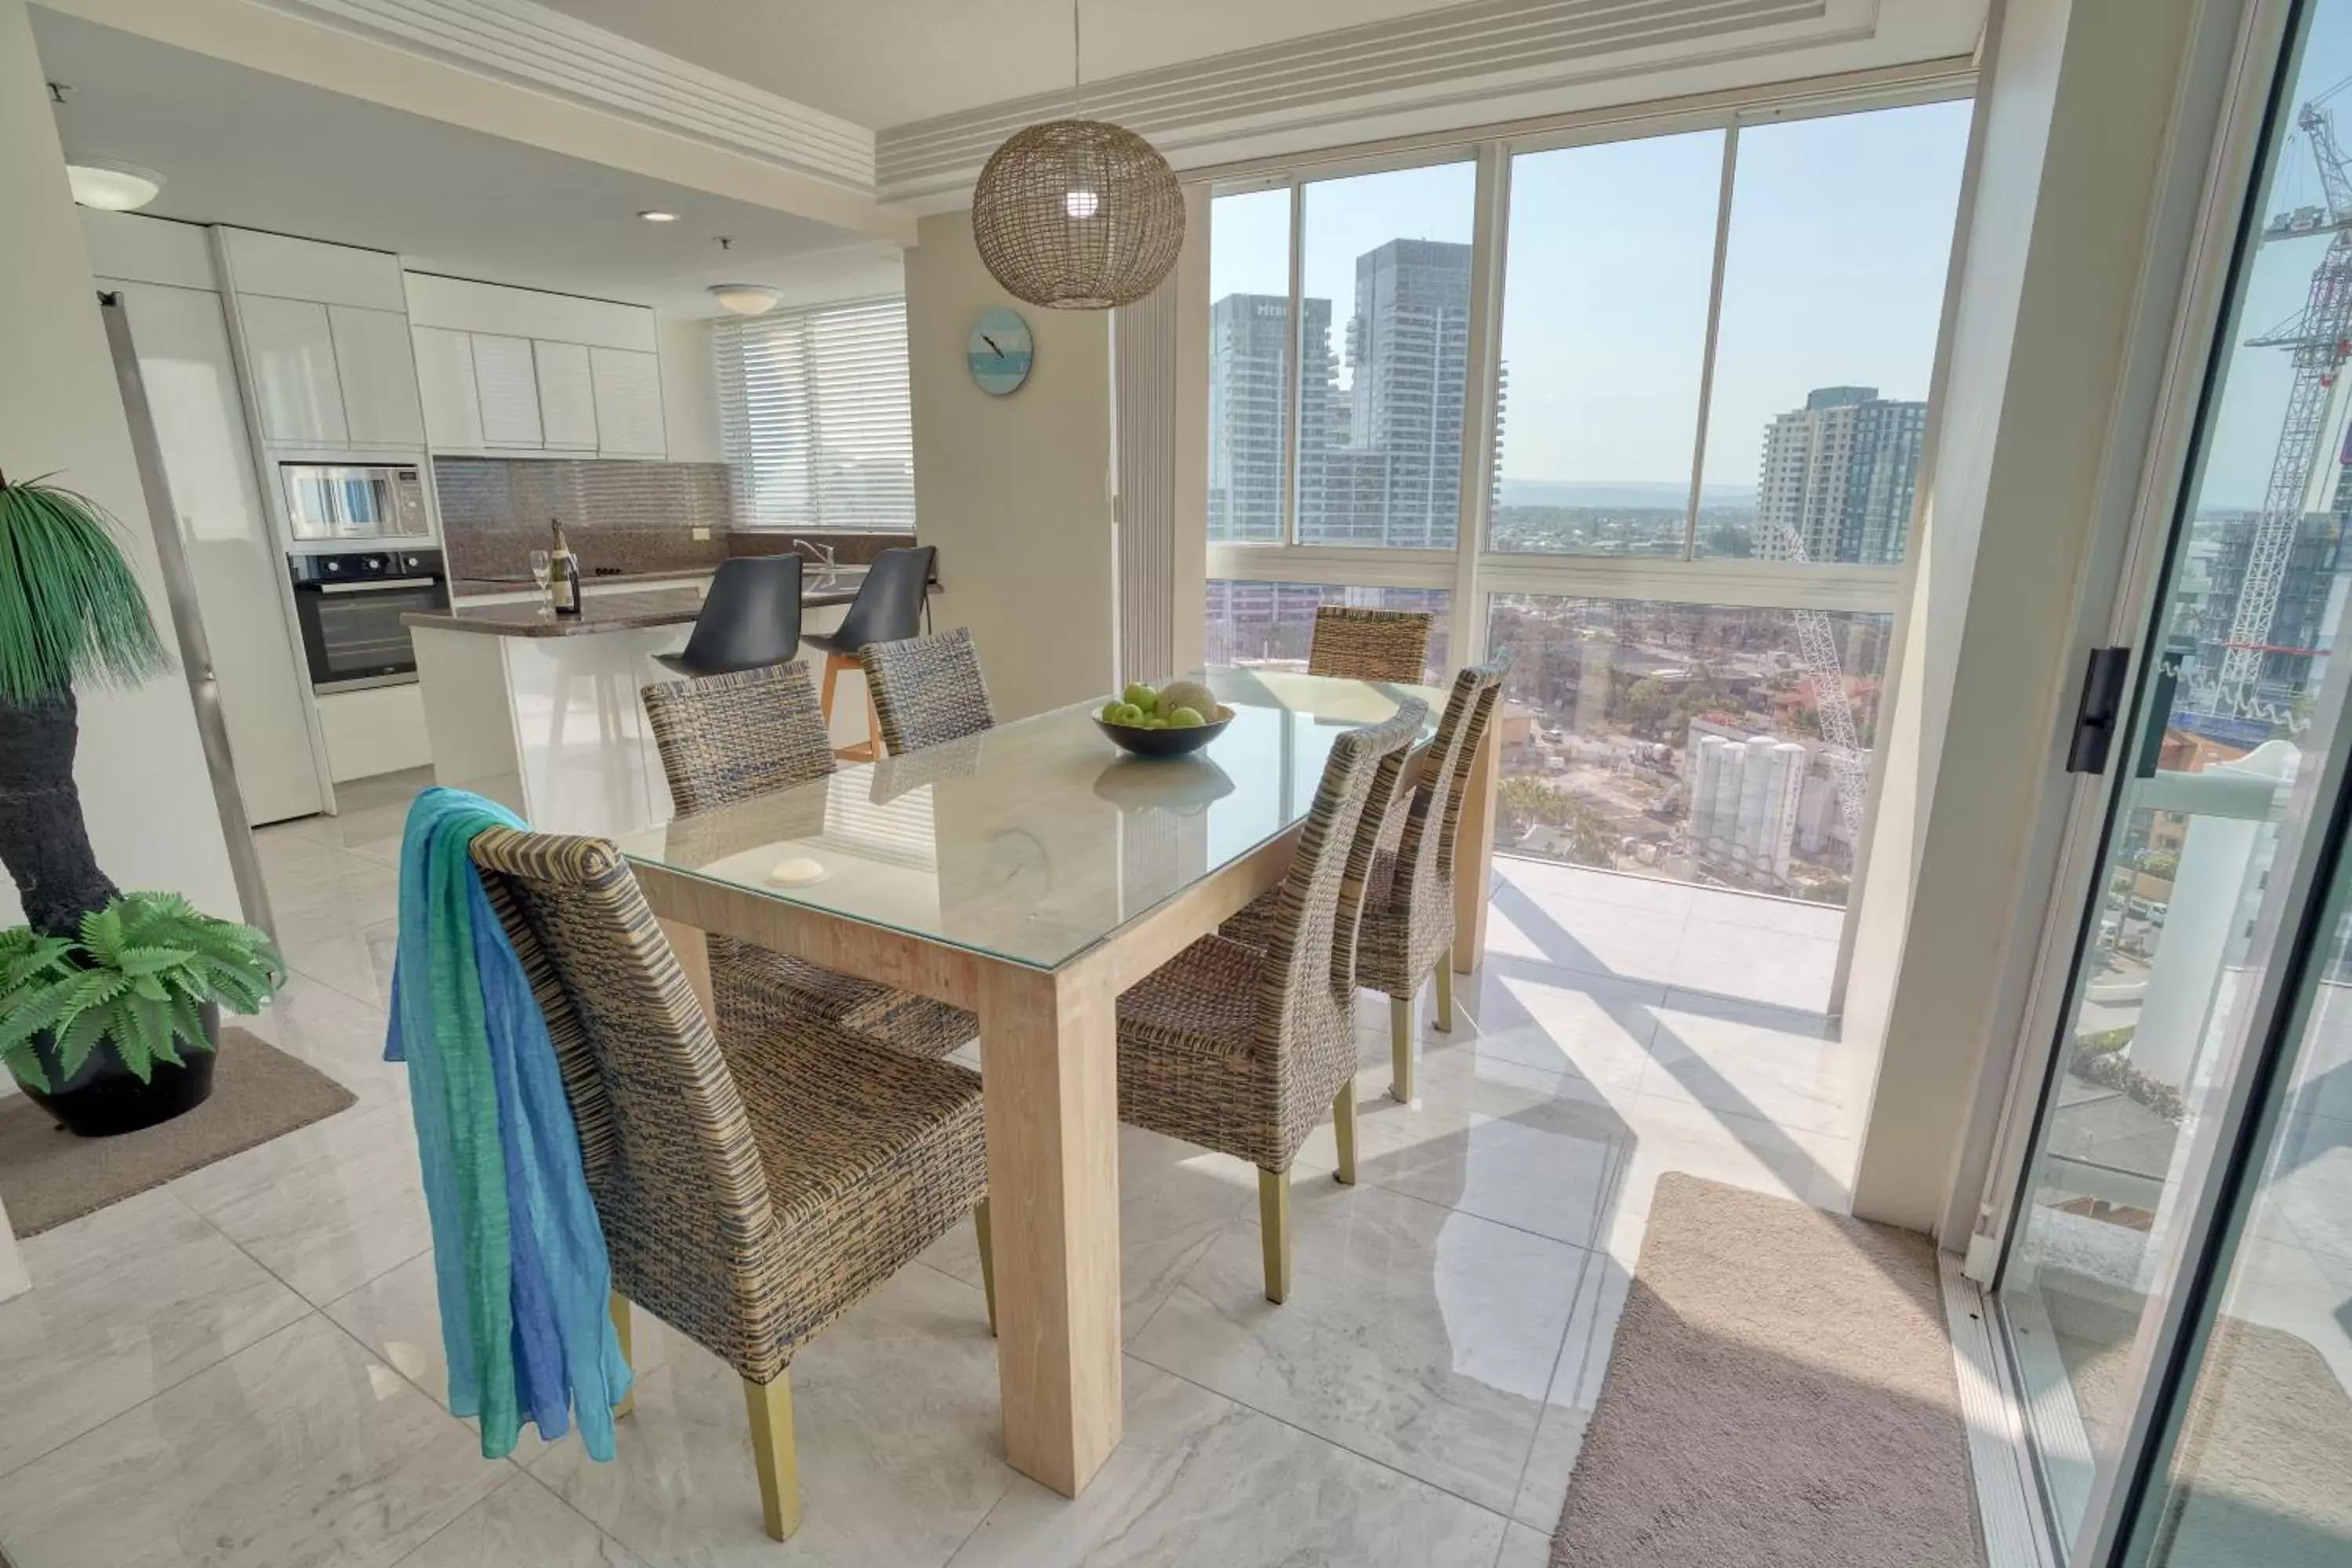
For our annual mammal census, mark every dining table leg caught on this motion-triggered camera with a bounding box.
[658,916,717,1018]
[1452,713,1500,975]
[975,953,1123,1497]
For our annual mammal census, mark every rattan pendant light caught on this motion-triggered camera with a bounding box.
[971,2,1184,310]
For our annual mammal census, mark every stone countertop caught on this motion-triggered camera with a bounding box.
[449,567,718,599]
[404,588,710,638]
[405,568,931,639]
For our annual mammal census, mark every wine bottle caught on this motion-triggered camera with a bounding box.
[549,518,583,617]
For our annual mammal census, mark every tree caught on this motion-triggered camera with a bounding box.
[0,474,169,938]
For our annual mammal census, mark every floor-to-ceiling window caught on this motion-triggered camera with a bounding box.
[1989,1,2352,1557]
[1203,93,1972,938]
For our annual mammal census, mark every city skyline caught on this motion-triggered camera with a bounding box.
[1209,99,1974,495]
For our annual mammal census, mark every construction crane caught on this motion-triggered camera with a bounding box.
[2211,100,2352,720]
[1767,521,1869,843]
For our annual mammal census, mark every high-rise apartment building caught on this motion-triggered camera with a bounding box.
[1755,386,1928,564]
[1305,239,1474,547]
[1210,239,1486,547]
[1206,293,1334,542]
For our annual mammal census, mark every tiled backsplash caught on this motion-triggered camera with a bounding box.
[434,458,734,583]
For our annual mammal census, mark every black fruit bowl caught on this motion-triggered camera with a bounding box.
[1093,706,1234,757]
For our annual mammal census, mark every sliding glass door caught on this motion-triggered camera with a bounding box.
[1994,0,2352,1558]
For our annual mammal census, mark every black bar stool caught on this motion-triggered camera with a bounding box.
[654,556,804,679]
[805,546,935,760]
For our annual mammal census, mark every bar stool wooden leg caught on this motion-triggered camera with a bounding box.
[742,1373,800,1541]
[610,1291,635,1419]
[1434,961,1454,1033]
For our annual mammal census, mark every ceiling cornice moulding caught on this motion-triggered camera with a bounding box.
[250,0,876,192]
[878,0,1864,205]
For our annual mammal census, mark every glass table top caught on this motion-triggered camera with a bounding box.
[614,669,1436,971]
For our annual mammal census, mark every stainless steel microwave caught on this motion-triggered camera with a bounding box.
[279,463,430,546]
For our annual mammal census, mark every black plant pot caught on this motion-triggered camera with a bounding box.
[16,1001,219,1137]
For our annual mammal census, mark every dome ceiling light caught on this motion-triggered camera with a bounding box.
[709,284,782,316]
[970,2,1183,311]
[67,159,164,212]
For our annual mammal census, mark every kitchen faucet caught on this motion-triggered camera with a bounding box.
[789,538,837,572]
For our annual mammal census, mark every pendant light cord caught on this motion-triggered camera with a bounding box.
[1072,0,1085,118]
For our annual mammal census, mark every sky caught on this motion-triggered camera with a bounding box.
[2187,0,2352,512]
[1209,98,1975,495]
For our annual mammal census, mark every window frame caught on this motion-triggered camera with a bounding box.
[1202,77,1974,637]
[714,292,915,535]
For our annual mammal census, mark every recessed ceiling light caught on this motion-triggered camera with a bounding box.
[67,159,164,212]
[709,284,782,316]
[638,209,679,223]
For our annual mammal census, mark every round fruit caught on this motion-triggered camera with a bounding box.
[1142,715,1168,729]
[1167,706,1205,728]
[1123,682,1159,712]
[1100,700,1126,723]
[1112,702,1145,725]
[1156,679,1217,720]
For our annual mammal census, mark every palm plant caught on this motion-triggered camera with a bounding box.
[0,470,168,938]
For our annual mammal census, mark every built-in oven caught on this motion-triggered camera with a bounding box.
[279,463,431,546]
[288,548,447,692]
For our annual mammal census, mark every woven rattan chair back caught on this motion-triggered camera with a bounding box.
[468,826,793,1383]
[858,628,997,756]
[1397,659,1510,917]
[1254,700,1425,1055]
[1306,605,1432,683]
[642,660,835,814]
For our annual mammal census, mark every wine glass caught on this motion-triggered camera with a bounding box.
[528,550,553,616]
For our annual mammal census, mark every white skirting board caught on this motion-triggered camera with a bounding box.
[315,684,434,782]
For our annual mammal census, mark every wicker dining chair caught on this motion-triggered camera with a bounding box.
[1307,605,1432,683]
[641,661,979,1063]
[467,826,990,1541]
[1224,660,1508,1102]
[858,628,997,756]
[1113,698,1425,1304]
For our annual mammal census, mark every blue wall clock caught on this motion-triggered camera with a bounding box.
[967,307,1033,395]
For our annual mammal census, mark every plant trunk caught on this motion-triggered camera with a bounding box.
[0,690,118,938]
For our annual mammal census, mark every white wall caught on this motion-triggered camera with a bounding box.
[904,211,1116,720]
[656,314,723,464]
[1846,0,2205,1233]
[0,0,242,1279]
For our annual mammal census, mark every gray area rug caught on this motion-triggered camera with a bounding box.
[0,1027,356,1237]
[1555,1173,1977,1566]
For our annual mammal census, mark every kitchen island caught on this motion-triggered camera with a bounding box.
[405,569,900,836]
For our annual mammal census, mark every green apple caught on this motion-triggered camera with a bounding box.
[1142,715,1168,729]
[1167,706,1205,728]
[1123,681,1159,712]
[1101,700,1127,723]
[1105,702,1138,725]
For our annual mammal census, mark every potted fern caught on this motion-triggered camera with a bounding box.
[0,472,285,1135]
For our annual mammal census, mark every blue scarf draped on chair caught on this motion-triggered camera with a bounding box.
[387,787,630,1461]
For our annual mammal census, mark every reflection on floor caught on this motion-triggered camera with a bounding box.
[0,781,1869,1568]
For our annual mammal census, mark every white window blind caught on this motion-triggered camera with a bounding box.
[715,296,914,532]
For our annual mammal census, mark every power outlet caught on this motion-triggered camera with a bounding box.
[691,527,712,541]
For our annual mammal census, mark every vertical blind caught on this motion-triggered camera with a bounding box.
[714,296,915,531]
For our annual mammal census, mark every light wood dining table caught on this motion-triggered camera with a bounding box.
[612,668,1499,1497]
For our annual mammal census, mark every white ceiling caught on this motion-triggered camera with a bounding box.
[524,0,1472,129]
[30,7,902,315]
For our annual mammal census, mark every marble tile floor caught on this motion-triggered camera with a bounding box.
[0,777,1871,1567]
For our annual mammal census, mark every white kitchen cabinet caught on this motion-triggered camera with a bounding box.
[238,294,347,446]
[471,333,544,448]
[534,339,598,449]
[590,347,666,459]
[109,278,325,825]
[328,305,426,448]
[412,326,485,450]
